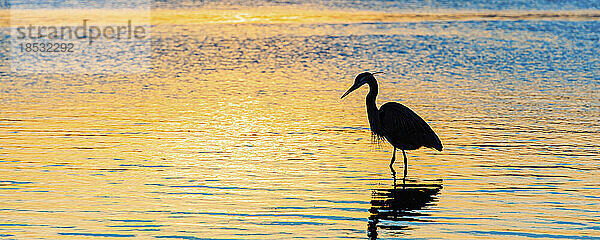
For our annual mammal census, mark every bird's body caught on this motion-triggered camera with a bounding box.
[341,72,442,177]
[377,102,442,151]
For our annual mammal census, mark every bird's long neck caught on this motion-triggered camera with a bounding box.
[366,79,378,112]
[365,78,381,134]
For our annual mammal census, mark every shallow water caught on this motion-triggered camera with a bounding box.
[1,2,600,240]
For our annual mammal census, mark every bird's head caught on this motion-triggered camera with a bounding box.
[340,71,383,99]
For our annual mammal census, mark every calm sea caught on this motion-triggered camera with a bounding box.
[1,0,599,239]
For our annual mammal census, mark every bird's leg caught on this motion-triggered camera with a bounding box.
[389,148,396,180]
[402,149,408,182]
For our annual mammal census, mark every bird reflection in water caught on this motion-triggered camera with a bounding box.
[367,175,442,239]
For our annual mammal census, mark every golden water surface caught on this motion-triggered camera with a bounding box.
[1,8,599,239]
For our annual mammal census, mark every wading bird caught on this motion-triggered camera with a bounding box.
[341,72,442,178]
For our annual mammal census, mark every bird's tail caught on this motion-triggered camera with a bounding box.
[429,134,443,151]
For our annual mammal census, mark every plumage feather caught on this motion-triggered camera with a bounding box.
[378,102,442,151]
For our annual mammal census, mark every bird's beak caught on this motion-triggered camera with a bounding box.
[341,84,359,99]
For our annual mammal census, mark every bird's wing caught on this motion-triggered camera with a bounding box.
[379,102,443,151]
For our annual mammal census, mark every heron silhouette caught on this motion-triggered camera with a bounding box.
[341,72,442,179]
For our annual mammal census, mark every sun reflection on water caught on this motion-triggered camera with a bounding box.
[0,4,599,240]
